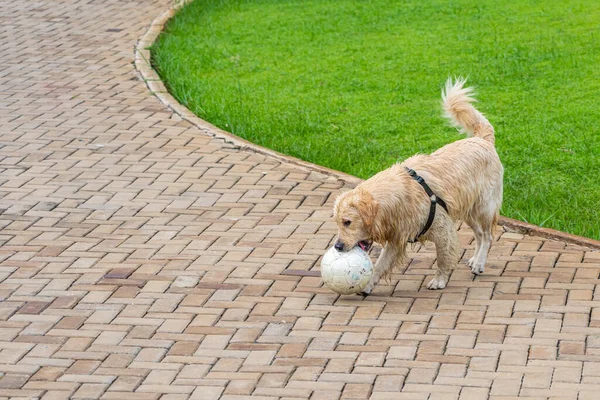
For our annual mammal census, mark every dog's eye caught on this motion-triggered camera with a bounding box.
[343,220,351,227]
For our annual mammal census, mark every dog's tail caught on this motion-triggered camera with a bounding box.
[441,78,495,144]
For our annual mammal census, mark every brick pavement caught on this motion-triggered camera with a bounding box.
[1,0,600,399]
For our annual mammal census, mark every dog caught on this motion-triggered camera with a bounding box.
[333,78,503,292]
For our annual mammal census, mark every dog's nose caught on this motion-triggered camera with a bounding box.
[334,241,344,251]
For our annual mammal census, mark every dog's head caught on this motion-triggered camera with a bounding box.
[332,187,379,252]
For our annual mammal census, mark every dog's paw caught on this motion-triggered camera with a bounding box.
[470,262,485,275]
[360,283,374,296]
[467,257,485,275]
[427,275,447,290]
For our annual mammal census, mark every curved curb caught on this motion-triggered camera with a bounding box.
[134,1,600,250]
[497,217,600,250]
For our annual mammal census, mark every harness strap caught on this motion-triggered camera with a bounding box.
[404,167,449,243]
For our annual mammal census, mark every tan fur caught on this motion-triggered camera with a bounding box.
[442,78,495,144]
[333,78,503,291]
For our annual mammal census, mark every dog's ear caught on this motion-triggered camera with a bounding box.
[355,188,379,233]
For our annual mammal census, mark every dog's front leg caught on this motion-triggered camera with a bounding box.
[361,244,402,295]
[427,212,460,289]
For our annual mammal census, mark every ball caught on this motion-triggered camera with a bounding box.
[320,246,373,295]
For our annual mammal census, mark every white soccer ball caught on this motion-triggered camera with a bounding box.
[320,246,373,295]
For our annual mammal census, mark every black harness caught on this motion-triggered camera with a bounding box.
[404,167,449,243]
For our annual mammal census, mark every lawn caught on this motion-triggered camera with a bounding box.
[151,0,600,239]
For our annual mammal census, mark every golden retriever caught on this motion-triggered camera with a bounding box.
[333,78,503,292]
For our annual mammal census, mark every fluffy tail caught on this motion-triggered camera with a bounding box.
[442,78,495,144]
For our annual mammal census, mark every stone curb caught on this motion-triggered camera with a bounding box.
[134,0,600,250]
[498,217,600,249]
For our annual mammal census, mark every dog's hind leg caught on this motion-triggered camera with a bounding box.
[468,168,502,275]
[465,216,484,274]
[427,211,460,290]
[466,182,501,275]
[466,214,494,275]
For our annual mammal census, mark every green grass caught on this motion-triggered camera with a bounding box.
[151,0,600,239]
